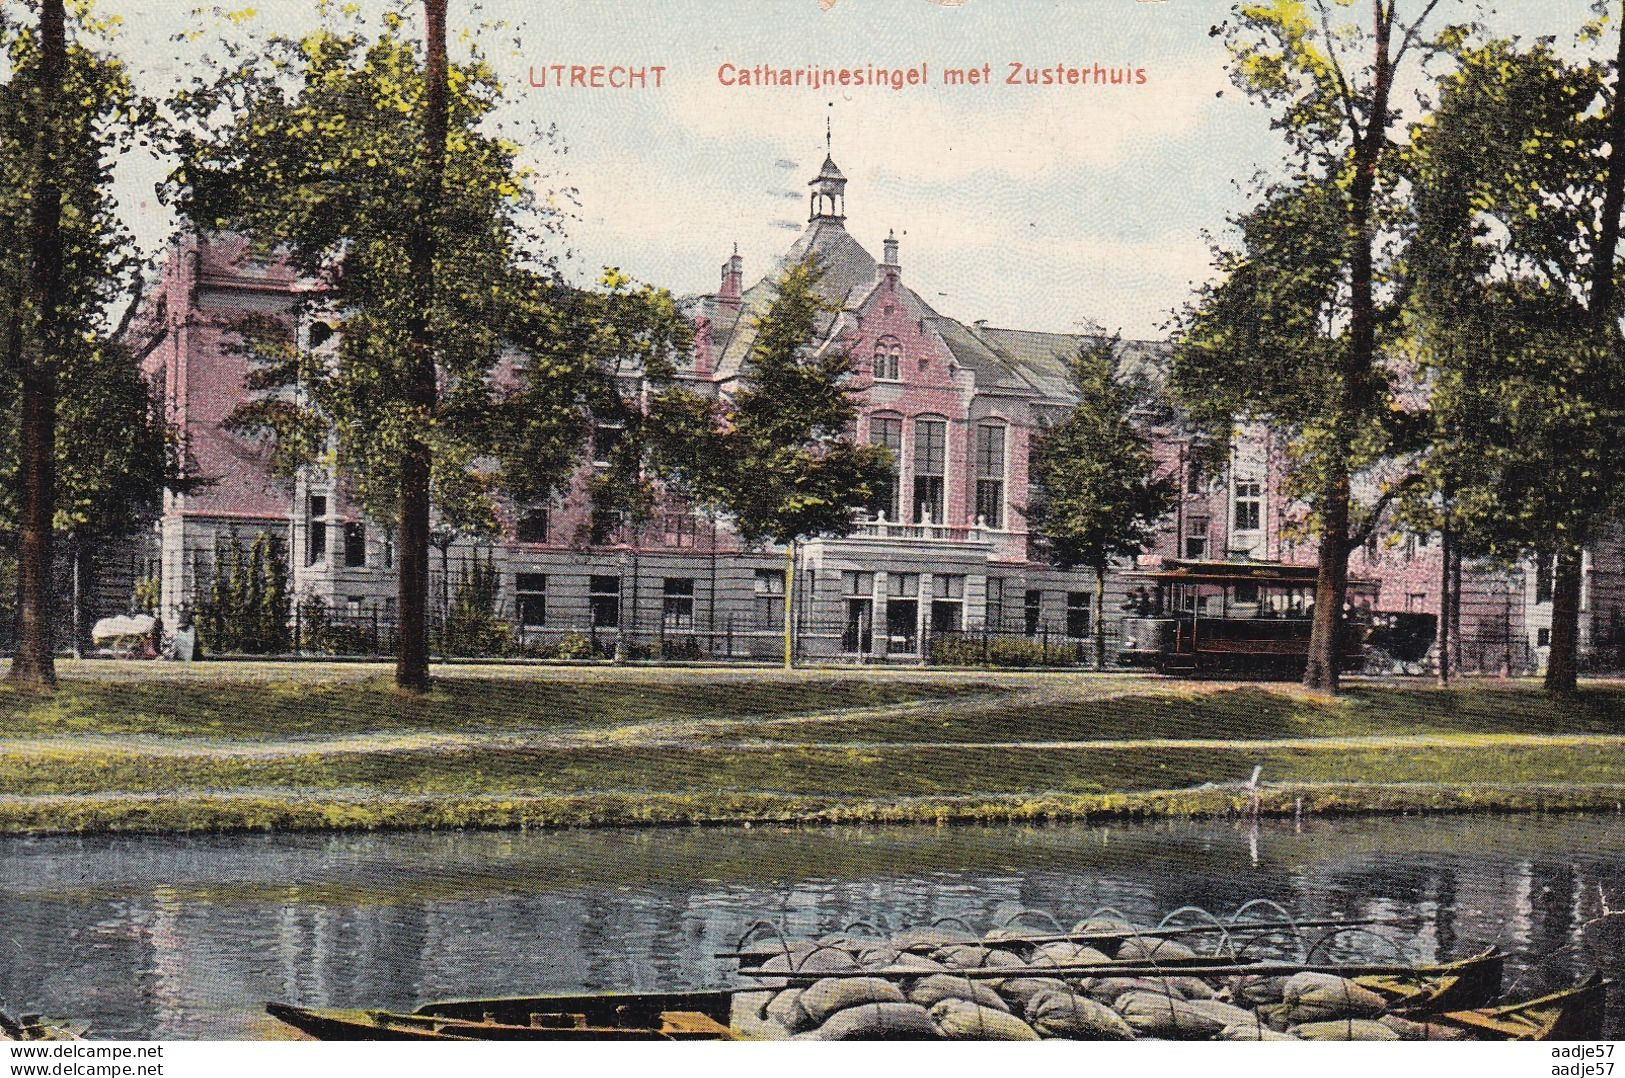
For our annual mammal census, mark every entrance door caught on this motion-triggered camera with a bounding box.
[886,600,919,655]
[844,598,873,655]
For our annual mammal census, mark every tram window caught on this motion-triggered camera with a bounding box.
[1234,582,1259,604]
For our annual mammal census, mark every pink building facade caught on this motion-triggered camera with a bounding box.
[113,152,1625,667]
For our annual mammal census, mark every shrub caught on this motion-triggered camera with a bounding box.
[928,634,1086,669]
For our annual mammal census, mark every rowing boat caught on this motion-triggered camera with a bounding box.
[1431,973,1611,1041]
[265,990,737,1041]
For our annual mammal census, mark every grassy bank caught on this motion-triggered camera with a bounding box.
[0,661,1621,834]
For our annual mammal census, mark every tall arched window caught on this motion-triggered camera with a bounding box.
[873,336,902,382]
[912,416,947,525]
[868,413,903,521]
[975,421,1007,528]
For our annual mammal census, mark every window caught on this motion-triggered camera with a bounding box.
[517,507,549,544]
[662,578,695,629]
[975,423,1006,528]
[345,596,363,618]
[1406,592,1427,613]
[1186,455,1205,495]
[589,575,621,628]
[590,509,623,546]
[886,573,920,653]
[592,421,624,467]
[1066,592,1091,639]
[754,569,785,629]
[843,572,875,654]
[1024,588,1043,637]
[869,415,902,521]
[930,574,965,633]
[382,532,394,569]
[662,511,697,548]
[1403,534,1418,562]
[1538,627,1552,647]
[516,573,547,629]
[1234,479,1262,532]
[1184,516,1209,560]
[306,495,327,565]
[913,418,946,525]
[342,522,366,568]
[987,577,1006,631]
[873,336,901,381]
[1535,555,1554,605]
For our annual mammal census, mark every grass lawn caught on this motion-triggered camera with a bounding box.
[0,660,1621,833]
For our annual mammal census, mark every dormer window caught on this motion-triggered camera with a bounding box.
[873,336,902,382]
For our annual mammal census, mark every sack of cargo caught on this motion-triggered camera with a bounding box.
[1218,1022,1299,1041]
[765,988,816,1034]
[1289,1018,1401,1041]
[906,974,1009,1013]
[1070,917,1137,935]
[878,953,950,976]
[1087,977,1185,1005]
[1280,972,1387,1021]
[893,927,978,951]
[1114,990,1231,1039]
[1165,976,1217,1000]
[855,945,900,969]
[995,976,1072,1014]
[728,990,780,1039]
[1180,998,1259,1029]
[1032,941,1111,967]
[933,944,993,969]
[1378,1014,1468,1040]
[759,947,860,977]
[1024,990,1135,1040]
[929,999,1040,1041]
[799,976,906,1025]
[1115,935,1200,964]
[1231,974,1289,1006]
[799,1002,940,1041]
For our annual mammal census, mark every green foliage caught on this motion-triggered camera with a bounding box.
[0,6,177,543]
[1406,37,1625,562]
[1027,336,1177,572]
[439,550,510,657]
[194,532,291,654]
[556,631,594,662]
[130,573,160,616]
[170,4,575,536]
[928,635,1087,669]
[687,254,891,547]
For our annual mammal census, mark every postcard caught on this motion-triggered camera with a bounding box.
[0,0,1620,1066]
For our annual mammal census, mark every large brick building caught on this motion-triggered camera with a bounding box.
[111,149,1625,668]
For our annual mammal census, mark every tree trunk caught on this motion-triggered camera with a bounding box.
[1544,545,1582,696]
[10,0,67,692]
[1304,0,1391,696]
[1437,517,1452,686]
[1093,564,1107,671]
[782,542,794,671]
[1304,474,1352,692]
[395,0,449,693]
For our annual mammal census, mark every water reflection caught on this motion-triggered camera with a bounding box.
[0,814,1621,1039]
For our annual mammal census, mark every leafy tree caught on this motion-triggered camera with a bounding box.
[1027,336,1178,668]
[1173,0,1461,693]
[173,1,579,691]
[684,254,890,668]
[1408,25,1625,696]
[2,1,173,688]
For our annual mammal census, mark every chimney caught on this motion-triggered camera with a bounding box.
[879,229,900,287]
[718,242,743,309]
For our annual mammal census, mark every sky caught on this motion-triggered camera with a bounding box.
[97,0,1605,339]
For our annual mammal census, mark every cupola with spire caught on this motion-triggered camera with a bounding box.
[808,117,847,223]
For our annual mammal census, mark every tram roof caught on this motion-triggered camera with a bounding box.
[1132,560,1351,586]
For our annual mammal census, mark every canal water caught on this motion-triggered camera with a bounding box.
[1,813,1621,1039]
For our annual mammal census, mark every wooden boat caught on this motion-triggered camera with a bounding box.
[1432,973,1611,1041]
[1359,948,1504,1013]
[265,989,737,1041]
[267,973,1607,1041]
[0,1008,85,1041]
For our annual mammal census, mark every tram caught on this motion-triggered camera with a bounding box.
[1117,560,1381,677]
